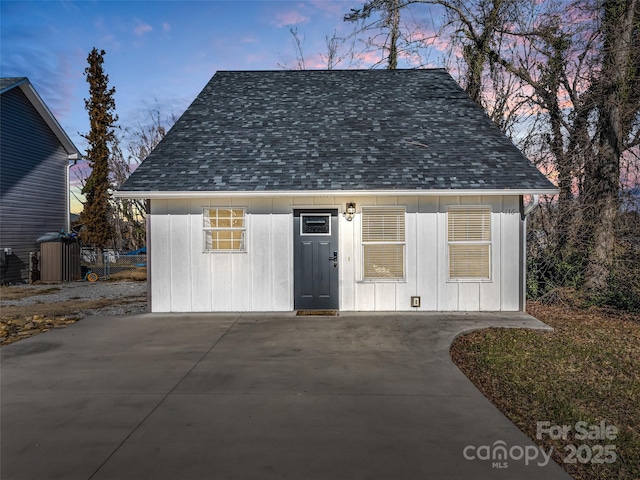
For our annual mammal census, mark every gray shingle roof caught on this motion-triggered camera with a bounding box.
[120,69,556,193]
[0,77,27,93]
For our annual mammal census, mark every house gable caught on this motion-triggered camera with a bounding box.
[0,78,80,283]
[0,78,79,159]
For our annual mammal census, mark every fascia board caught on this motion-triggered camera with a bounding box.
[114,188,560,199]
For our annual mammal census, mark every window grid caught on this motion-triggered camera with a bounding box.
[203,208,246,252]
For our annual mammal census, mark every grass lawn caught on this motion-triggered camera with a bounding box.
[450,297,640,480]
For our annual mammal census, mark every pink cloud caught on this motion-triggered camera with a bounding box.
[162,22,171,32]
[358,50,386,67]
[272,10,310,28]
[246,52,268,63]
[304,52,328,69]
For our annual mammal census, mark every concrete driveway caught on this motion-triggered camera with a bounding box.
[1,312,572,480]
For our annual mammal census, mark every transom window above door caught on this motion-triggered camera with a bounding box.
[300,214,331,235]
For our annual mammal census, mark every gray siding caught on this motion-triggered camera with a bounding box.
[1,87,69,283]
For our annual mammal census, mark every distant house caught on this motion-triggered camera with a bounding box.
[0,77,80,283]
[117,69,558,312]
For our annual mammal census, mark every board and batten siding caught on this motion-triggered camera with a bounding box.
[0,86,70,283]
[148,195,523,312]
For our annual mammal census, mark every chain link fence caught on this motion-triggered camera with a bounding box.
[81,248,146,280]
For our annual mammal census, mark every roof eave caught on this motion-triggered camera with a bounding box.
[114,188,560,199]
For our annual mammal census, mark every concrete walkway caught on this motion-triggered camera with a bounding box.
[1,312,572,480]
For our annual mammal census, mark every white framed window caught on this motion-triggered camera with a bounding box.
[447,206,491,280]
[361,206,406,280]
[203,208,246,252]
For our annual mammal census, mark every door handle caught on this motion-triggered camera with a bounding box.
[328,251,338,262]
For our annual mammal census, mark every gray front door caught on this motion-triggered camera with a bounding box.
[294,209,339,310]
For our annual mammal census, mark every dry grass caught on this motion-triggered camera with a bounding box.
[450,297,640,480]
[107,267,147,282]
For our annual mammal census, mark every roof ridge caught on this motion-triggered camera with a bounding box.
[213,68,449,73]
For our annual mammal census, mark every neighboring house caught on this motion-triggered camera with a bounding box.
[116,69,558,312]
[0,77,80,283]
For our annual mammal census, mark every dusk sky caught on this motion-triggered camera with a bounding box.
[1,0,445,211]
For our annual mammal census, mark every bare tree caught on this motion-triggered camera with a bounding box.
[280,26,365,71]
[320,30,364,70]
[108,137,133,251]
[110,104,176,251]
[278,27,306,70]
[344,0,438,69]
[581,0,640,292]
[343,0,640,307]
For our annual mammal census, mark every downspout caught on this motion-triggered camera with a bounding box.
[146,199,152,312]
[67,153,80,232]
[524,194,540,217]
[520,195,540,311]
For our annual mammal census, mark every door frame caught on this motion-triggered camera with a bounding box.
[292,207,340,310]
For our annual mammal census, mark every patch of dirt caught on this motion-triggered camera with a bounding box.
[1,297,144,319]
[1,282,146,346]
[0,286,61,301]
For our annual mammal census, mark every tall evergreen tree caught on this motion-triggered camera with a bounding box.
[80,48,118,259]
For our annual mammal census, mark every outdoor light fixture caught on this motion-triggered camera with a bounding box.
[345,202,356,221]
